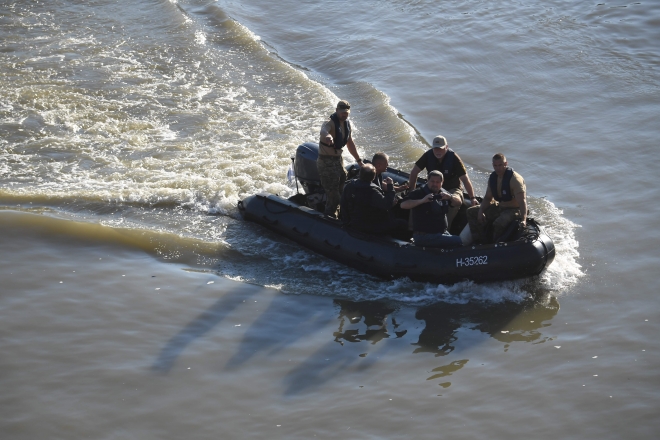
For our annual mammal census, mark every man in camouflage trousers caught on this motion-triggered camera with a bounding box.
[317,100,363,217]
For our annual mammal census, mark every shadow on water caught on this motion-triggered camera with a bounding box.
[282,295,559,395]
[151,283,261,373]
[281,300,407,396]
[222,297,336,370]
[152,280,558,394]
[151,283,337,374]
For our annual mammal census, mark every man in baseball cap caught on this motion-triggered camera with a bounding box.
[407,135,478,231]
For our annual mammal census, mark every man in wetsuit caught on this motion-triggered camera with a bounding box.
[408,135,478,229]
[400,170,463,248]
[340,164,409,239]
[317,100,363,218]
[466,153,527,244]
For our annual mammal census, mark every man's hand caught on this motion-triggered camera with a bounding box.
[323,135,334,147]
[397,182,409,192]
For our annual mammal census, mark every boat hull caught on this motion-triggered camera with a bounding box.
[238,194,555,284]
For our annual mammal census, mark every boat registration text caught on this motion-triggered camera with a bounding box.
[456,256,488,267]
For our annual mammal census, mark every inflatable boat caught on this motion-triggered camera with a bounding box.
[238,143,555,284]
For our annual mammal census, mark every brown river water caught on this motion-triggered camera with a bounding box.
[1,0,659,438]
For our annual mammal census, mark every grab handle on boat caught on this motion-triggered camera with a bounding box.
[291,226,308,237]
[261,215,279,226]
[356,252,374,262]
[323,239,340,250]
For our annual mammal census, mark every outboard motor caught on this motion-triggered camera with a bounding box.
[293,142,325,211]
[294,142,322,194]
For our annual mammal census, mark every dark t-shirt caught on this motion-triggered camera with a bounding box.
[414,149,467,190]
[402,185,450,234]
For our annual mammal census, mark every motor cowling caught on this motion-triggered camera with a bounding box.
[294,142,322,195]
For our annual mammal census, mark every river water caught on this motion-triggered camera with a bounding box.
[1,0,658,438]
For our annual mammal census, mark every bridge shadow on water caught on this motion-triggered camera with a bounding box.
[151,283,337,374]
[150,283,263,373]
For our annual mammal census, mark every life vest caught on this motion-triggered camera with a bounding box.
[425,148,460,189]
[488,168,514,202]
[328,113,351,150]
[409,185,449,234]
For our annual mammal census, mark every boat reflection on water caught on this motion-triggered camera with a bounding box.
[333,300,408,347]
[332,296,559,353]
[414,296,560,356]
[332,295,559,388]
[414,296,559,389]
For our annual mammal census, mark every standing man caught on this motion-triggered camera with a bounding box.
[466,153,527,244]
[408,135,478,229]
[400,170,463,248]
[318,100,363,218]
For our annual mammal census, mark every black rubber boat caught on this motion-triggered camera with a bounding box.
[238,143,555,284]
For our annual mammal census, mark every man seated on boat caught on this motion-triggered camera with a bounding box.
[340,163,409,239]
[466,153,527,244]
[372,152,408,193]
[371,151,410,223]
[400,170,463,248]
[407,135,478,229]
[317,100,364,218]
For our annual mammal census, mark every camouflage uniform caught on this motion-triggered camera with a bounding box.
[317,155,346,217]
[467,204,521,243]
[318,106,353,217]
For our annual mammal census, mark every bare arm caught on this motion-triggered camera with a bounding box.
[345,137,363,166]
[459,174,478,206]
[408,165,422,192]
[400,193,433,210]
